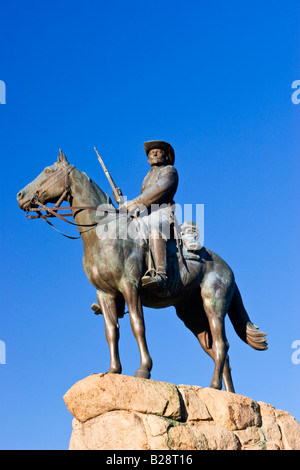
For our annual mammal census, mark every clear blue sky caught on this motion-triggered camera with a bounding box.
[0,0,299,450]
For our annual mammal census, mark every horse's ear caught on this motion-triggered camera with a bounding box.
[58,149,69,165]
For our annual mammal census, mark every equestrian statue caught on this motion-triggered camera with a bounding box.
[17,142,268,392]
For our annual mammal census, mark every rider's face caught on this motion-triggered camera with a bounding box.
[148,148,167,167]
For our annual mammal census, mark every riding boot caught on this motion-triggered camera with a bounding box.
[142,237,168,295]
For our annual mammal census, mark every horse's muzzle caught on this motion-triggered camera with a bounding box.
[17,190,35,211]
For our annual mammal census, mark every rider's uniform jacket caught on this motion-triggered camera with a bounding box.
[137,165,178,208]
[134,165,178,239]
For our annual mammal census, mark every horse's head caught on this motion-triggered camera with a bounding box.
[17,150,74,212]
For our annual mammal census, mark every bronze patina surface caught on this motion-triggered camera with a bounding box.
[17,145,267,392]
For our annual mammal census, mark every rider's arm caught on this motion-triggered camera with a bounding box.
[135,166,178,208]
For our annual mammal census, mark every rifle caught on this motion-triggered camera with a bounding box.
[94,147,124,205]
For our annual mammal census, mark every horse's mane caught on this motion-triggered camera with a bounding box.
[75,166,116,208]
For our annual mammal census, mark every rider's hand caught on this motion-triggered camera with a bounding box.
[120,200,135,211]
[120,200,143,217]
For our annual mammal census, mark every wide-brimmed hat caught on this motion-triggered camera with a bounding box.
[144,140,175,165]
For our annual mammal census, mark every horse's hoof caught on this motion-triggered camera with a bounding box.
[134,369,151,379]
[209,380,222,390]
[107,367,122,374]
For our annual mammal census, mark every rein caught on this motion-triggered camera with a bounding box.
[26,202,126,239]
[25,164,130,239]
[26,202,99,239]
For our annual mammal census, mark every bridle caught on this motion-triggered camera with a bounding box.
[25,163,122,239]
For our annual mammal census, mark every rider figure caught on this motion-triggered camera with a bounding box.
[121,141,178,294]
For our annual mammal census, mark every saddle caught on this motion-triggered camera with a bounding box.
[91,220,202,316]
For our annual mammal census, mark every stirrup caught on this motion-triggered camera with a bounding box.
[91,302,102,315]
[141,269,168,294]
[141,268,158,290]
[142,268,157,279]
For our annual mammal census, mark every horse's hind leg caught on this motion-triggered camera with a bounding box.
[222,352,235,393]
[97,291,122,374]
[197,331,235,392]
[121,282,152,379]
[201,277,232,390]
[176,297,235,392]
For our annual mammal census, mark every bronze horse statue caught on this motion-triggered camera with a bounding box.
[17,151,267,392]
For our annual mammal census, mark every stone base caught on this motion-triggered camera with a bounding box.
[63,373,300,450]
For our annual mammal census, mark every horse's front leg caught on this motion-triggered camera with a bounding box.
[121,282,152,379]
[97,291,122,374]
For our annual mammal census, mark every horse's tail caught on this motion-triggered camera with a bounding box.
[228,283,268,351]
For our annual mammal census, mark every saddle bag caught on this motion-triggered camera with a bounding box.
[180,221,202,259]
